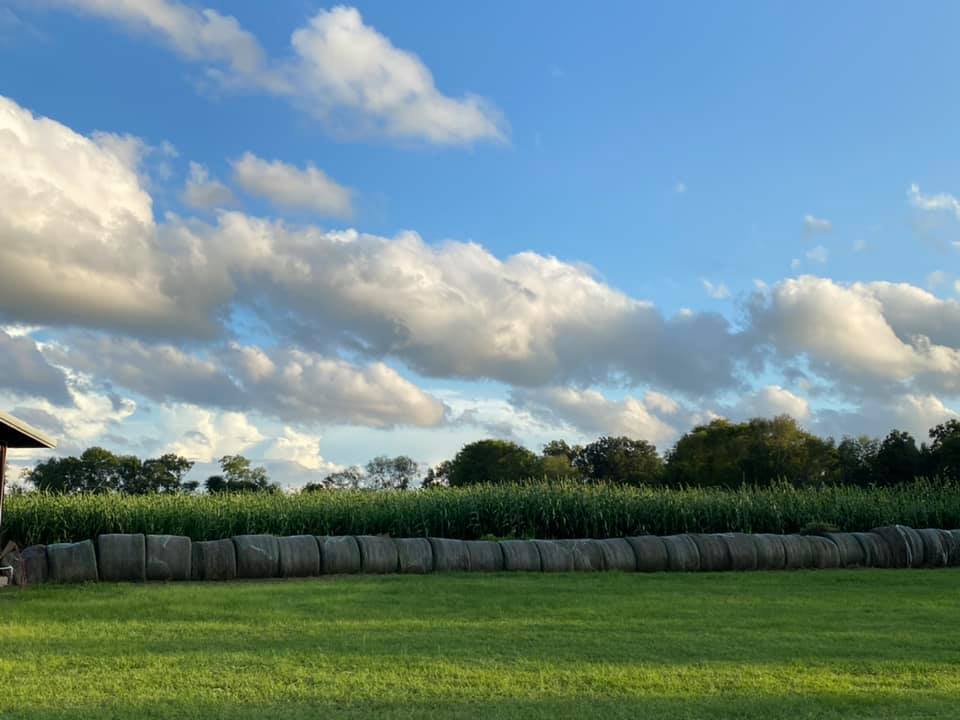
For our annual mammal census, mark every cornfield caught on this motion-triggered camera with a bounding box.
[4,479,959,547]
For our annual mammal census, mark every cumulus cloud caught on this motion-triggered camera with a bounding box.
[161,407,265,463]
[232,152,352,217]
[813,393,958,441]
[803,214,832,234]
[42,3,504,145]
[730,385,810,421]
[908,183,960,220]
[702,279,730,300]
[181,161,235,209]
[805,245,829,264]
[262,426,338,472]
[0,329,71,404]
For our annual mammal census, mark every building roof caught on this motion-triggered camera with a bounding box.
[0,411,57,449]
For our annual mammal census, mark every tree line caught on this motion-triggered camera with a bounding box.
[15,415,960,494]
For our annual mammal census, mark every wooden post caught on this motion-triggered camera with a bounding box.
[0,445,6,533]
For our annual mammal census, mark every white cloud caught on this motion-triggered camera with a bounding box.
[805,245,829,264]
[908,183,960,220]
[732,385,810,420]
[262,426,337,472]
[702,279,731,300]
[853,238,868,252]
[181,161,235,209]
[232,152,352,217]
[162,407,265,463]
[0,329,71,403]
[803,214,832,234]
[790,258,801,270]
[955,280,960,296]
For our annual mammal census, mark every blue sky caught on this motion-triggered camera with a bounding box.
[1,1,958,486]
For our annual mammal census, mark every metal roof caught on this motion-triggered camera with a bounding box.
[0,410,57,449]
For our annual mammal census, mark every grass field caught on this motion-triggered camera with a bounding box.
[2,571,959,719]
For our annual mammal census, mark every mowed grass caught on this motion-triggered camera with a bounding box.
[2,572,959,719]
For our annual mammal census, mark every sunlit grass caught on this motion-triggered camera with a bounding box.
[2,570,959,719]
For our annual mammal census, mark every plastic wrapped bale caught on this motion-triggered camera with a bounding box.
[626,536,670,572]
[690,534,731,572]
[318,536,361,574]
[278,535,320,577]
[499,540,541,571]
[806,535,841,569]
[815,533,866,568]
[754,534,787,570]
[556,539,605,571]
[851,532,892,568]
[356,535,398,574]
[146,535,191,581]
[18,545,48,585]
[661,535,700,572]
[947,530,960,566]
[717,533,758,571]
[233,534,280,578]
[98,533,146,582]
[597,538,636,571]
[47,540,98,584]
[465,540,504,571]
[191,539,236,581]
[870,526,924,568]
[533,540,575,572]
[915,528,954,568]
[429,538,470,572]
[781,535,814,570]
[395,538,433,574]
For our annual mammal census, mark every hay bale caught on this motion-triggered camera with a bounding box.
[806,535,841,569]
[146,535,191,581]
[947,530,960,566]
[690,534,731,572]
[533,540,575,572]
[356,535,398,574]
[815,533,866,568]
[429,538,470,572]
[626,536,669,572]
[18,545,48,585]
[97,533,146,582]
[915,528,953,567]
[278,535,320,577]
[597,538,636,571]
[717,533,758,571]
[499,540,541,571]
[851,532,891,568]
[870,525,923,568]
[47,540,98,584]
[395,538,433,574]
[233,534,280,578]
[781,535,814,569]
[661,535,700,572]
[556,539,605,571]
[191,539,236,581]
[318,535,361,574]
[464,540,504,571]
[754,534,787,570]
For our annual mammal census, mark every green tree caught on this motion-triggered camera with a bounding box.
[321,466,364,490]
[421,460,451,489]
[447,440,542,487]
[541,440,582,481]
[206,455,278,493]
[927,419,960,482]
[365,456,419,491]
[873,430,924,486]
[574,436,664,485]
[836,435,880,486]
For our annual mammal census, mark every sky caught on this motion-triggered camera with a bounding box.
[1,1,959,487]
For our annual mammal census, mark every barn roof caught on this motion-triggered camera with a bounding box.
[0,410,57,449]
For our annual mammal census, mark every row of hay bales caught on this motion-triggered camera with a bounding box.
[4,525,960,585]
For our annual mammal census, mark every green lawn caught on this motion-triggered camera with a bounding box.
[2,571,959,719]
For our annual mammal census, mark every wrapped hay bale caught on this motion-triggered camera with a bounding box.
[781,535,814,570]
[556,539,605,571]
[815,533,866,568]
[851,532,892,568]
[597,538,636,571]
[233,534,280,579]
[717,533,758,571]
[465,540,504,571]
[806,535,842,569]
[754,534,787,570]
[318,535,361,574]
[395,538,433,574]
[356,535,398,574]
[19,545,48,585]
[661,535,700,572]
[429,538,470,572]
[915,528,953,567]
[690,534,731,572]
[98,533,146,582]
[191,539,236,581]
[278,535,320,577]
[626,536,669,572]
[534,540,575,572]
[947,530,960,566]
[47,540,98,584]
[499,540,541,571]
[146,535,191,581]
[870,526,923,568]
